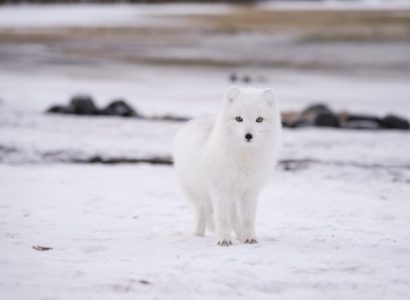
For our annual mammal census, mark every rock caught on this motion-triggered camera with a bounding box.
[302,103,333,116]
[46,105,72,114]
[302,104,339,127]
[340,113,382,129]
[290,119,310,128]
[342,120,381,130]
[101,100,137,117]
[243,75,251,83]
[69,95,98,115]
[281,111,308,128]
[381,115,410,130]
[139,280,151,285]
[346,114,381,124]
[32,245,53,251]
[315,112,339,127]
[229,73,237,82]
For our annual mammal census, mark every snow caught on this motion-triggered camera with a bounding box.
[1,66,410,118]
[0,3,232,28]
[1,161,410,299]
[1,109,410,168]
[1,65,410,299]
[1,1,410,29]
[1,65,409,166]
[259,0,410,10]
[1,2,410,299]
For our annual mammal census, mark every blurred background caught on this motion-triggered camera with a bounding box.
[1,1,410,299]
[1,0,410,163]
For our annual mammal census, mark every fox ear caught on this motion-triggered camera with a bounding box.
[225,86,240,103]
[262,88,275,107]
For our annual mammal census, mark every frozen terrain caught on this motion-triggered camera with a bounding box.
[1,156,410,299]
[1,2,410,300]
[1,64,410,299]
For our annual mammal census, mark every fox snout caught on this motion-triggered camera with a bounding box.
[245,133,253,142]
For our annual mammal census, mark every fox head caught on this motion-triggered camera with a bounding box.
[217,86,281,147]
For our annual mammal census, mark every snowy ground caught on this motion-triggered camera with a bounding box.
[1,2,410,299]
[1,66,410,299]
[1,160,410,299]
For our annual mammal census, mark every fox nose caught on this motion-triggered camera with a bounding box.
[245,133,253,141]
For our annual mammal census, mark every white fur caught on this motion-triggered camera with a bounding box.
[173,87,282,246]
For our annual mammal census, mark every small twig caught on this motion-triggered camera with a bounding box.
[32,245,53,251]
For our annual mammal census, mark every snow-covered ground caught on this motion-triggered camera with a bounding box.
[1,65,410,118]
[0,0,409,29]
[1,161,410,299]
[1,64,409,166]
[0,3,232,28]
[1,64,410,299]
[259,0,410,10]
[1,2,410,299]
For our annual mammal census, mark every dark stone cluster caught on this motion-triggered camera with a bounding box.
[282,103,410,130]
[47,95,138,117]
[228,73,266,84]
[46,95,190,122]
[46,95,409,130]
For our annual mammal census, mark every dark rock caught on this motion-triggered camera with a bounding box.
[342,120,381,130]
[69,95,98,115]
[243,75,251,83]
[302,103,333,115]
[229,73,237,82]
[315,112,339,127]
[340,113,382,129]
[281,111,302,127]
[139,280,151,285]
[47,105,72,114]
[302,104,339,127]
[381,115,410,130]
[101,100,137,117]
[290,120,310,128]
[346,114,382,124]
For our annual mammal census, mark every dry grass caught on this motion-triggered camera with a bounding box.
[1,9,409,43]
[185,9,410,41]
[188,9,410,29]
[1,8,409,70]
[0,26,188,42]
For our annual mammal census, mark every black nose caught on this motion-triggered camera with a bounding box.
[245,133,253,141]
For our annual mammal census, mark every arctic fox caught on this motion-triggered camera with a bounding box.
[173,87,281,246]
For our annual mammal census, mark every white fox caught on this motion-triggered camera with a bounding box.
[173,87,281,246]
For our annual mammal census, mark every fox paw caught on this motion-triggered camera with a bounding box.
[244,238,258,244]
[217,240,232,246]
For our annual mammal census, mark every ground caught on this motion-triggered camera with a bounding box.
[1,106,410,299]
[1,161,410,299]
[1,2,410,299]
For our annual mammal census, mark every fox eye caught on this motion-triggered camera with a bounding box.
[235,116,243,122]
[256,117,263,123]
